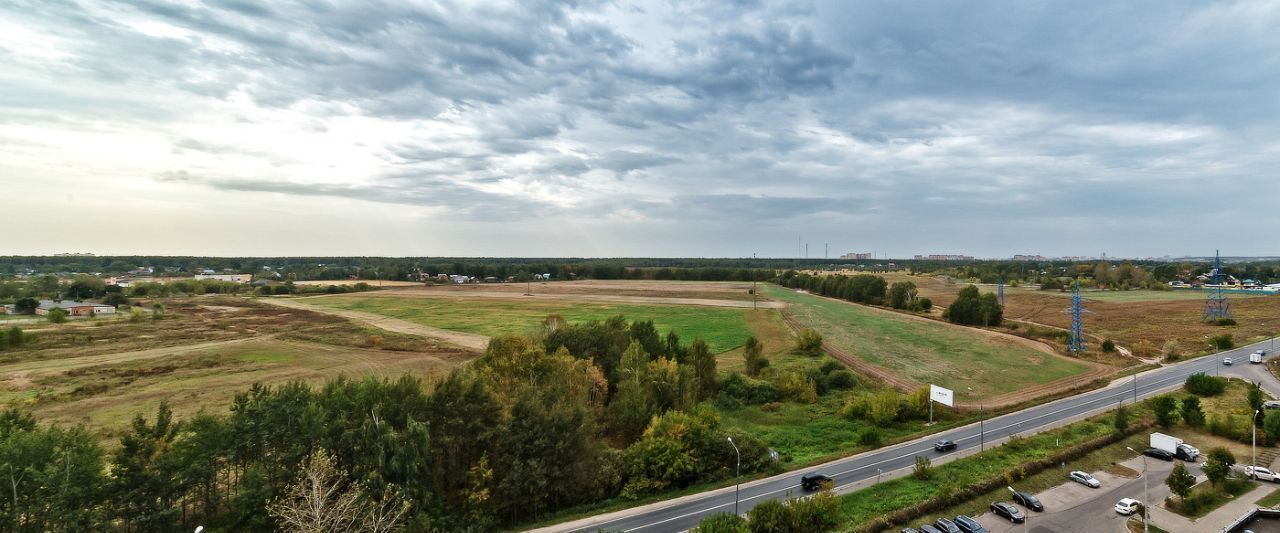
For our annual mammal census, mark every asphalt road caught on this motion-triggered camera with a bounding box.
[557,337,1280,533]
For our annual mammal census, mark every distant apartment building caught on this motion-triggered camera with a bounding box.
[840,252,873,260]
[1011,254,1047,261]
[913,254,975,261]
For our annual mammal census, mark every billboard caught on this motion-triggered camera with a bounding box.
[930,384,954,407]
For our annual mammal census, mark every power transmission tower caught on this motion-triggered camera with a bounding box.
[1202,249,1232,322]
[998,275,1005,306]
[1070,280,1086,354]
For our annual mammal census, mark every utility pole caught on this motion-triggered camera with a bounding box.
[1133,366,1138,403]
[1254,409,1260,470]
[980,404,985,451]
[727,437,740,515]
[1126,447,1150,533]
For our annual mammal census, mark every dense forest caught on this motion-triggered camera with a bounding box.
[0,316,806,531]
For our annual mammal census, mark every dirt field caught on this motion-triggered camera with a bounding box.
[0,296,476,441]
[293,279,423,287]
[819,272,1280,360]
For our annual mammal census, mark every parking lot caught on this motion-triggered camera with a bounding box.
[971,456,1183,533]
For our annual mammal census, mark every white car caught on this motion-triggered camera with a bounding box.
[1224,357,1233,366]
[1115,498,1140,515]
[1246,466,1279,481]
[1069,470,1101,488]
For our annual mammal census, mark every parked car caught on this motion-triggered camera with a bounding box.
[953,515,988,533]
[1115,498,1141,515]
[990,501,1025,523]
[934,439,957,452]
[933,517,962,533]
[1246,466,1279,481]
[917,525,943,533]
[1069,470,1101,488]
[801,473,833,491]
[1143,447,1175,461]
[900,529,920,533]
[1011,491,1045,512]
[1224,357,1233,366]
[1265,400,1280,410]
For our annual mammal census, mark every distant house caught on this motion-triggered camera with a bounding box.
[194,274,252,283]
[0,304,13,315]
[436,273,449,282]
[35,300,116,316]
[450,275,470,284]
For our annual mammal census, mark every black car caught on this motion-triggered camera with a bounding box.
[953,514,989,533]
[1143,447,1175,461]
[801,473,833,491]
[917,525,943,533]
[934,439,957,452]
[933,517,962,533]
[1012,491,1044,512]
[990,501,1025,523]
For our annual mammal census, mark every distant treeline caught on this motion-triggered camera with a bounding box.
[3,256,1279,286]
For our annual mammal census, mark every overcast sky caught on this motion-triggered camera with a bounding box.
[3,1,1278,258]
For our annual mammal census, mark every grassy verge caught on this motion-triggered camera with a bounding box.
[764,285,1088,400]
[307,295,755,353]
[1255,487,1280,508]
[839,403,1154,532]
[1167,478,1257,519]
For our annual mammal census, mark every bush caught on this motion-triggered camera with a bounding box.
[859,428,881,447]
[693,513,748,533]
[747,499,790,532]
[46,307,67,324]
[1185,373,1227,396]
[825,370,858,391]
[1101,339,1116,352]
[1151,396,1178,429]
[913,455,933,480]
[1209,333,1234,350]
[794,328,823,356]
[1215,318,1237,326]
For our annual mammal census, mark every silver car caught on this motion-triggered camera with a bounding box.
[1069,470,1100,488]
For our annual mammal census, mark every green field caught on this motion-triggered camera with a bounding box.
[305,295,754,353]
[765,285,1088,399]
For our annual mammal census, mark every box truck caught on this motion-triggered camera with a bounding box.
[1151,433,1199,461]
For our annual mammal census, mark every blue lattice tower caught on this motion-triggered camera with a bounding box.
[1203,250,1232,322]
[998,275,1006,306]
[1070,280,1086,354]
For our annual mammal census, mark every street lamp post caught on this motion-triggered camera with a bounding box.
[1254,410,1260,470]
[727,437,740,515]
[1127,447,1149,533]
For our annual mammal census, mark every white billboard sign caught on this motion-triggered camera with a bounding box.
[930,384,954,407]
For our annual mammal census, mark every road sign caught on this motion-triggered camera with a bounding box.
[930,384,954,407]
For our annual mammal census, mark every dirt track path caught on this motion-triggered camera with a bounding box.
[336,289,785,309]
[260,298,489,352]
[0,335,270,388]
[778,292,1116,410]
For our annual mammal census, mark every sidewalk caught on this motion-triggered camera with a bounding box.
[1149,479,1277,533]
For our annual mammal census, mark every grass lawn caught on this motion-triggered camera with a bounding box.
[308,295,756,353]
[764,285,1089,400]
[1256,487,1280,507]
[1168,477,1257,519]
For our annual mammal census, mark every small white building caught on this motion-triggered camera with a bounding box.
[35,300,116,316]
[194,274,253,283]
